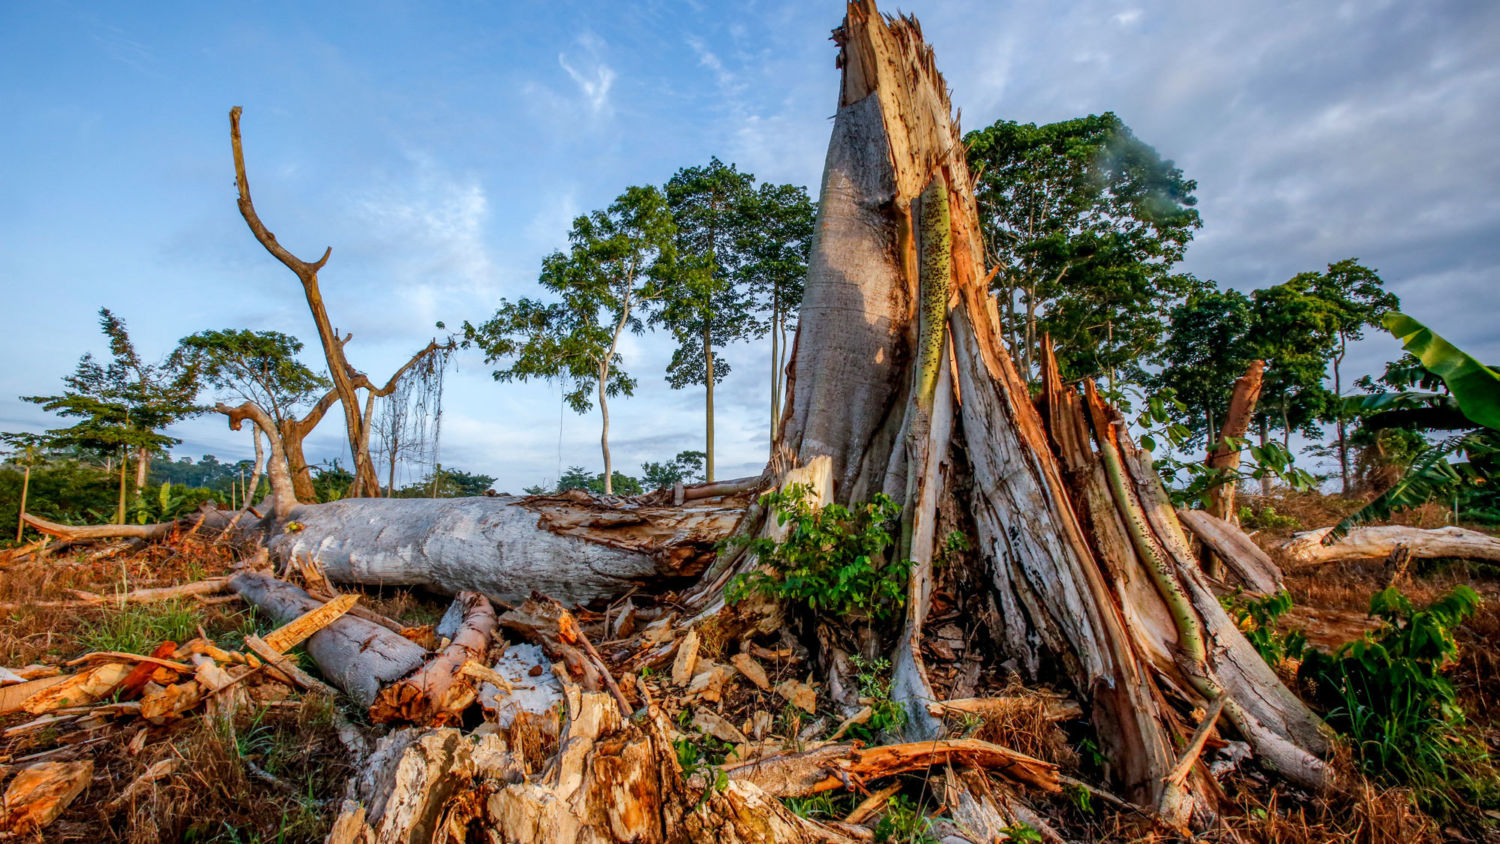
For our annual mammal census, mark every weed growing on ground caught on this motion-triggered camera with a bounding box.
[1221,589,1308,667]
[846,655,906,743]
[1298,584,1498,813]
[78,598,200,654]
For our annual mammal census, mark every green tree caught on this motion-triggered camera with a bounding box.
[657,158,759,481]
[23,309,200,523]
[1248,280,1338,455]
[1151,286,1256,447]
[1303,259,1401,494]
[396,464,496,498]
[965,113,1202,384]
[464,186,675,494]
[639,449,707,490]
[737,182,816,446]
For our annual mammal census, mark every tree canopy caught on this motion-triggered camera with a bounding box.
[965,112,1202,384]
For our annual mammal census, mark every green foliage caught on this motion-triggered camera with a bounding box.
[464,184,675,494]
[1298,585,1495,810]
[130,479,218,524]
[1332,315,1500,539]
[783,792,854,821]
[393,464,496,498]
[845,656,907,743]
[0,454,118,537]
[78,599,201,655]
[174,328,329,428]
[1236,504,1301,532]
[310,460,353,503]
[24,308,201,470]
[547,465,643,496]
[1220,590,1307,666]
[725,485,909,623]
[1150,286,1256,446]
[1132,387,1317,506]
[640,450,707,490]
[1248,279,1339,446]
[999,823,1043,842]
[964,112,1202,384]
[874,794,940,844]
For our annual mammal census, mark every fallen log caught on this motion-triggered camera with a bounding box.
[270,494,744,605]
[0,578,232,611]
[1176,509,1284,593]
[21,511,176,541]
[1280,525,1500,567]
[230,572,427,707]
[371,592,497,725]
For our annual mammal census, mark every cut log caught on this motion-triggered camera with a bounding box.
[1280,525,1500,567]
[1177,508,1284,594]
[230,572,427,707]
[271,495,742,605]
[371,592,497,725]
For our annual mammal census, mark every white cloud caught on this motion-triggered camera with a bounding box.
[557,33,616,115]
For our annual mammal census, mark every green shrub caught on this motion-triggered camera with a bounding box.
[1236,504,1301,532]
[1220,590,1307,666]
[1297,585,1495,811]
[845,656,906,743]
[725,485,908,623]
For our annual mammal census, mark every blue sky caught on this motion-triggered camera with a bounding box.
[2,1,1497,492]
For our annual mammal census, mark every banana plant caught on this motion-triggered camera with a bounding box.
[1328,314,1500,541]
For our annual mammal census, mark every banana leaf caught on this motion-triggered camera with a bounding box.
[1385,312,1500,431]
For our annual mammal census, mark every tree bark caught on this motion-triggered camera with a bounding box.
[1334,336,1349,495]
[1202,359,1265,577]
[704,323,715,483]
[216,401,300,518]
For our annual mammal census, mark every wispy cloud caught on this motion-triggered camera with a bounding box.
[557,33,616,115]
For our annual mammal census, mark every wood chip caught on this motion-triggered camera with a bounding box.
[730,653,771,691]
[242,634,336,696]
[672,629,700,687]
[0,675,71,717]
[263,593,360,653]
[0,759,93,833]
[692,709,749,745]
[24,663,132,715]
[775,679,817,714]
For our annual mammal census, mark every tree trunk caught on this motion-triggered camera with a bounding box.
[770,301,780,449]
[598,371,613,495]
[247,427,265,507]
[704,323,715,483]
[215,402,299,519]
[1334,337,1349,495]
[116,448,128,525]
[219,5,1331,837]
[268,493,746,606]
[1202,359,1265,577]
[134,445,149,492]
[16,464,30,542]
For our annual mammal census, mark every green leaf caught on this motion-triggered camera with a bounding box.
[1384,312,1500,431]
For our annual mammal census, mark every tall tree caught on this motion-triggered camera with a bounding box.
[1303,258,1400,494]
[1151,286,1256,446]
[464,185,675,494]
[737,182,817,447]
[175,328,329,512]
[24,308,199,523]
[1248,280,1338,458]
[658,158,759,482]
[965,113,1202,384]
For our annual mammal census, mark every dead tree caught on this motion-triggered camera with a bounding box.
[229,107,450,498]
[1200,358,1264,578]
